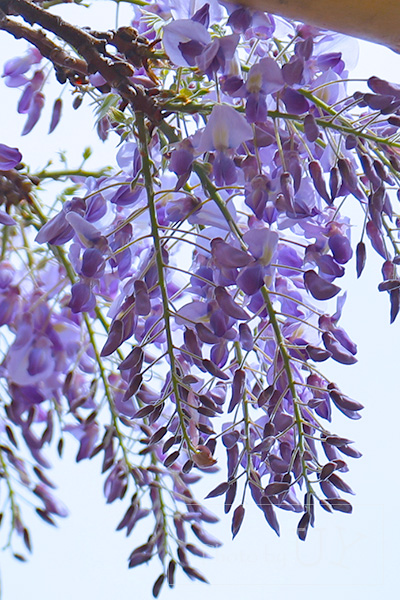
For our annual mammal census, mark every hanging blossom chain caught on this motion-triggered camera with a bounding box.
[1,0,400,595]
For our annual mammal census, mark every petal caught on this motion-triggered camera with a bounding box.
[0,143,22,170]
[163,19,210,67]
[197,104,253,153]
[304,270,341,301]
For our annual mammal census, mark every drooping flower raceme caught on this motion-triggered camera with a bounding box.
[1,0,400,595]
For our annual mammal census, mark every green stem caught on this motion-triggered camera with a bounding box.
[33,168,111,181]
[83,313,132,470]
[0,446,20,549]
[234,342,252,504]
[136,111,195,453]
[299,89,400,150]
[260,287,313,493]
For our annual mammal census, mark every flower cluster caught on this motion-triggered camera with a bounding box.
[1,0,400,595]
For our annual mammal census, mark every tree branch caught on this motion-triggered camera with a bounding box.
[0,0,163,121]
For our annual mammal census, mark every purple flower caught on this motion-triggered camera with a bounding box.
[49,98,62,134]
[18,70,45,114]
[163,19,211,67]
[243,58,285,122]
[197,104,253,185]
[169,138,195,189]
[2,48,42,87]
[21,91,45,136]
[0,143,22,170]
[195,33,240,78]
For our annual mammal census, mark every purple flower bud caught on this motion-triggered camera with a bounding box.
[304,270,341,301]
[34,484,68,517]
[205,481,230,499]
[259,496,280,536]
[101,320,124,357]
[191,523,222,547]
[0,211,16,226]
[327,473,354,495]
[68,281,96,313]
[281,87,309,114]
[211,238,252,268]
[97,116,110,141]
[368,76,400,99]
[210,341,229,367]
[280,171,295,213]
[118,346,143,372]
[81,248,105,278]
[49,98,62,134]
[215,286,249,320]
[366,220,387,258]
[18,86,34,114]
[0,295,18,325]
[295,37,313,60]
[297,511,310,541]
[390,288,400,323]
[134,280,151,316]
[202,358,229,380]
[338,158,363,199]
[227,8,252,32]
[329,388,363,413]
[264,481,290,497]
[282,56,304,86]
[123,374,143,402]
[169,139,194,188]
[363,93,394,110]
[304,114,320,142]
[192,2,210,27]
[328,233,353,264]
[329,166,341,201]
[189,325,215,347]
[237,262,264,295]
[345,134,357,150]
[308,160,330,204]
[238,322,253,351]
[354,241,366,278]
[359,153,381,189]
[228,368,245,412]
[322,332,357,365]
[22,91,45,136]
[245,174,270,219]
[27,341,52,376]
[326,498,353,513]
[306,345,331,362]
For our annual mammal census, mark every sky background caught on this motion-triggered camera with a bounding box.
[0,3,399,599]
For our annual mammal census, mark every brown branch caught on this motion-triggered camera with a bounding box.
[0,0,162,121]
[0,8,88,77]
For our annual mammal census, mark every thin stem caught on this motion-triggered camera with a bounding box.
[136,111,195,453]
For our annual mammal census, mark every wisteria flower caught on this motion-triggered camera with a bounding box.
[196,104,253,185]
[0,143,22,170]
[163,19,211,67]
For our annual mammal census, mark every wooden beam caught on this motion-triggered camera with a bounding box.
[228,0,400,51]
